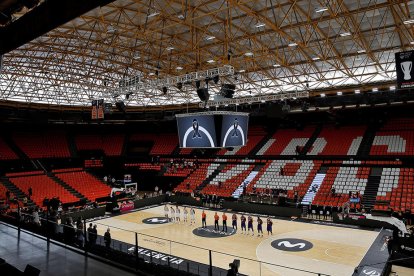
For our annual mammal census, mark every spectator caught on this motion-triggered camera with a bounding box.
[104,228,111,249]
[5,190,10,203]
[77,221,84,248]
[279,167,284,176]
[32,208,41,227]
[155,186,159,195]
[331,187,336,197]
[28,187,33,199]
[91,225,98,245]
[63,218,75,244]
[87,223,94,244]
[103,176,108,182]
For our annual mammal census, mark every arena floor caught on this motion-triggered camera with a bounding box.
[92,205,380,276]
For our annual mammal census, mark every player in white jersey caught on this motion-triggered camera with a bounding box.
[183,207,188,223]
[164,204,169,219]
[190,207,196,225]
[175,206,181,223]
[170,207,175,222]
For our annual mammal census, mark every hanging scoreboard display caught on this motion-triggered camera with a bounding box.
[176,112,249,148]
[396,50,414,89]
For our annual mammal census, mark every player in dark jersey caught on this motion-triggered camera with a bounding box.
[247,215,254,236]
[222,212,228,232]
[232,213,237,230]
[240,214,246,234]
[257,217,263,237]
[266,217,273,235]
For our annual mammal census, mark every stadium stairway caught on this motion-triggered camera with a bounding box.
[48,173,89,203]
[301,124,323,156]
[301,173,326,205]
[0,177,36,207]
[356,123,379,157]
[2,134,28,159]
[67,132,78,158]
[362,168,383,210]
[249,131,274,156]
[195,164,226,193]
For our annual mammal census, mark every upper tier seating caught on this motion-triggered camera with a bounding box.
[375,168,414,212]
[55,171,111,201]
[13,132,70,158]
[0,137,18,160]
[312,165,370,207]
[130,134,178,155]
[9,174,79,206]
[259,127,315,155]
[308,125,366,155]
[248,160,321,198]
[201,164,254,197]
[370,118,414,155]
[76,134,124,156]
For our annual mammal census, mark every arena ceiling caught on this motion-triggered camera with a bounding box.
[0,0,413,107]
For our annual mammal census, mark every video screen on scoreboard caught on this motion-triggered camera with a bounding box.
[220,114,249,147]
[176,114,218,148]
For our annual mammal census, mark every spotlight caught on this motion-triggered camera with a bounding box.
[195,80,201,89]
[162,87,168,95]
[213,75,219,84]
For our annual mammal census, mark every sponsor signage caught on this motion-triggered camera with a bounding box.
[128,247,184,265]
[119,200,134,212]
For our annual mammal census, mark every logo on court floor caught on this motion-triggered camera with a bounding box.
[271,238,313,252]
[359,266,381,276]
[142,217,170,224]
[193,226,236,238]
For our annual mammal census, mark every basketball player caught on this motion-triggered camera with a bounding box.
[247,215,254,236]
[164,204,169,219]
[222,212,228,232]
[214,212,219,231]
[240,214,246,234]
[266,217,273,235]
[170,207,175,223]
[257,217,263,237]
[190,207,196,225]
[232,213,237,230]
[183,207,188,223]
[201,210,207,228]
[175,206,181,223]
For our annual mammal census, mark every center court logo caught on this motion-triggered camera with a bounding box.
[192,225,236,238]
[142,217,170,224]
[271,238,313,252]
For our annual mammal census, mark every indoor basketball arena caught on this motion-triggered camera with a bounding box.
[1,1,414,276]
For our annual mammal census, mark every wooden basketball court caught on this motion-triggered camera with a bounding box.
[93,205,379,276]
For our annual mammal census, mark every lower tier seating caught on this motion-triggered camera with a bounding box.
[313,166,369,207]
[375,168,414,212]
[247,160,321,198]
[55,171,111,201]
[201,164,254,197]
[9,175,79,207]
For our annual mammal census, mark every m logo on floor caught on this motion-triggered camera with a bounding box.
[271,238,313,252]
[142,217,170,224]
[193,226,237,238]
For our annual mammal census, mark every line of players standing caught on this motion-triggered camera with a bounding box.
[163,205,273,237]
